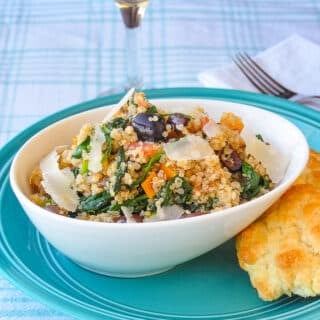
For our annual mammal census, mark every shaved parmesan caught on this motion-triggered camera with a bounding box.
[40,150,79,211]
[144,205,185,222]
[164,135,214,161]
[88,124,105,173]
[103,88,135,123]
[241,127,289,183]
[202,119,222,138]
[121,206,136,223]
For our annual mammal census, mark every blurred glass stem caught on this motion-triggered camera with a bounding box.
[125,26,143,89]
[117,0,148,89]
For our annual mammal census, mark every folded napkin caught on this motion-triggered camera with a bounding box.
[198,35,320,99]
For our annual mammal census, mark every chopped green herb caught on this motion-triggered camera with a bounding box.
[159,176,192,206]
[42,197,54,207]
[114,146,127,193]
[131,151,164,188]
[80,159,89,175]
[256,134,264,142]
[71,167,80,177]
[72,136,91,159]
[79,191,112,213]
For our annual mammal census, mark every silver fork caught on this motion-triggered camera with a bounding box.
[232,52,320,104]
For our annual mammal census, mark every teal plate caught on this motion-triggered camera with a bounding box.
[1,88,320,320]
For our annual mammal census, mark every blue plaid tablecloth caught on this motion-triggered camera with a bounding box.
[1,1,320,319]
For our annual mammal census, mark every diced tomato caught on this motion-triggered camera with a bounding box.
[128,141,158,158]
[187,116,210,133]
[142,142,158,158]
[200,116,210,128]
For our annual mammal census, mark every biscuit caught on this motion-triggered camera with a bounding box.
[236,149,320,301]
[294,149,320,186]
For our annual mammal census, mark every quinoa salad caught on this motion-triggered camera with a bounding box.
[29,91,278,223]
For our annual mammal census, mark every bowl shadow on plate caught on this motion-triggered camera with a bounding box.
[58,238,268,314]
[62,239,318,316]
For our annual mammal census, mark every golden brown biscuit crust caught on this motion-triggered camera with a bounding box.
[294,149,320,186]
[236,149,320,301]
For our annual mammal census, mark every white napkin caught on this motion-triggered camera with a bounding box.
[198,35,320,98]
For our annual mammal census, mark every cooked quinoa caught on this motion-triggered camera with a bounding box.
[29,91,274,223]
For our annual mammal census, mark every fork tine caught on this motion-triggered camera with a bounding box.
[237,53,282,95]
[232,54,278,95]
[240,52,295,98]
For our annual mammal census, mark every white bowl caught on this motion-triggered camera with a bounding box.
[10,97,309,277]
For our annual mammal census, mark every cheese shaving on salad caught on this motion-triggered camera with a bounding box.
[241,126,289,183]
[163,135,214,161]
[40,149,79,211]
[88,124,105,173]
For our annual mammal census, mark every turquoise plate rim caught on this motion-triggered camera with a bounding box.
[1,87,320,320]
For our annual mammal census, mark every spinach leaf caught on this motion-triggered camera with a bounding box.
[114,146,127,193]
[148,105,158,114]
[68,211,78,218]
[72,136,91,159]
[158,176,192,206]
[101,138,112,162]
[260,175,270,189]
[79,191,112,213]
[184,196,219,213]
[101,117,128,136]
[101,118,128,161]
[241,162,262,199]
[71,167,80,177]
[131,151,164,188]
[127,95,136,107]
[108,194,149,213]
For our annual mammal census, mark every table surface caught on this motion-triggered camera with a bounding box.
[1,1,320,319]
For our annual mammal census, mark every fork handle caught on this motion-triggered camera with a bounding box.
[290,94,320,103]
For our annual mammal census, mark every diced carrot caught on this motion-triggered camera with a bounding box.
[160,164,176,179]
[141,171,157,198]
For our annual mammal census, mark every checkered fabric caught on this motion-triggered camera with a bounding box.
[1,0,320,318]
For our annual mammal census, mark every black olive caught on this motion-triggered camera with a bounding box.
[219,148,242,172]
[131,112,166,142]
[167,113,190,131]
